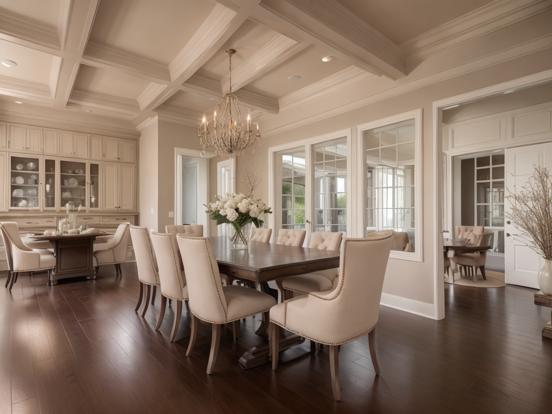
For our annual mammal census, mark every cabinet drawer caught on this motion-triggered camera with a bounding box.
[79,216,100,224]
[14,217,57,227]
[101,216,134,225]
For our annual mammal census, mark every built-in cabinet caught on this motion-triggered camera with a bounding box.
[102,137,136,163]
[8,124,43,153]
[103,163,135,210]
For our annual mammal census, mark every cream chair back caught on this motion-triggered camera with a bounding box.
[250,227,272,243]
[308,231,342,251]
[130,226,159,285]
[454,226,484,246]
[276,229,306,247]
[165,224,204,237]
[176,236,228,324]
[0,222,30,251]
[111,223,131,262]
[150,232,186,300]
[0,225,13,271]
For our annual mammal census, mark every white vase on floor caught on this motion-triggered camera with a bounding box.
[538,259,552,295]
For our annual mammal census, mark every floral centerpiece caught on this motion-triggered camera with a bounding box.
[507,166,552,294]
[58,202,83,234]
[207,192,271,248]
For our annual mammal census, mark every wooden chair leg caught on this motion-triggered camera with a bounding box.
[151,285,156,305]
[170,300,183,342]
[155,296,167,331]
[141,284,151,317]
[4,271,11,288]
[135,282,144,312]
[271,323,280,371]
[368,329,380,375]
[329,345,342,401]
[8,272,17,292]
[479,266,486,280]
[186,313,198,356]
[206,324,222,375]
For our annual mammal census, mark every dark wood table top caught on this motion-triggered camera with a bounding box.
[209,237,340,283]
[443,239,491,253]
[29,231,105,241]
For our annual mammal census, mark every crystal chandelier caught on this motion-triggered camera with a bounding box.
[199,49,260,156]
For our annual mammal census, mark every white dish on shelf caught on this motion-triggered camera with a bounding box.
[15,163,24,170]
[26,161,36,170]
[67,177,79,187]
[12,189,23,197]
[17,199,28,207]
[14,176,24,185]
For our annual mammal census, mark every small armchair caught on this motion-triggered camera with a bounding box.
[93,223,130,278]
[0,222,56,291]
[270,232,394,401]
[177,236,276,374]
[130,226,160,317]
[451,232,493,280]
[278,231,342,298]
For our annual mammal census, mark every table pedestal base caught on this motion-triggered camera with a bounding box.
[239,335,309,369]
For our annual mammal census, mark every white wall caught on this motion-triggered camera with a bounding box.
[180,158,198,224]
[138,119,159,230]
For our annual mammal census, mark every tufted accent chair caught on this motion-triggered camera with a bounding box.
[270,232,394,401]
[451,232,493,280]
[177,236,276,374]
[0,222,56,291]
[454,225,484,246]
[130,226,160,318]
[93,223,130,278]
[278,231,343,298]
[150,232,189,342]
[165,224,203,237]
[276,229,306,247]
[250,227,272,243]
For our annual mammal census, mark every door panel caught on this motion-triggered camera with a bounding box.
[118,140,136,163]
[89,135,103,160]
[102,138,119,161]
[505,142,552,288]
[8,124,27,151]
[59,132,74,157]
[0,122,7,150]
[43,129,59,155]
[27,127,43,153]
[73,134,89,159]
[103,163,119,209]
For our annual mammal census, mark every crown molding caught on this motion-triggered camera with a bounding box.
[0,102,138,139]
[278,66,369,110]
[263,33,552,137]
[0,7,60,55]
[402,0,552,63]
[136,115,158,131]
[156,105,202,128]
[83,41,171,84]
[0,75,52,103]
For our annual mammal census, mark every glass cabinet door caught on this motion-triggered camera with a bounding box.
[60,160,86,208]
[10,155,40,208]
[44,158,57,209]
[89,163,100,208]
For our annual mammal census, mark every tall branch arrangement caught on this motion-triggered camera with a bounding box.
[507,166,552,260]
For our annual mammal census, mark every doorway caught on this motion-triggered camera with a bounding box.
[216,158,236,237]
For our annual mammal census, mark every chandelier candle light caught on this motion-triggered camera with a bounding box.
[199,49,261,156]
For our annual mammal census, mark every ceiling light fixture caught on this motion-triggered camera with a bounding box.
[321,55,334,63]
[199,49,260,156]
[287,74,303,80]
[14,100,23,105]
[1,59,17,68]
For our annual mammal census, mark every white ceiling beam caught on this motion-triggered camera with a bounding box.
[221,34,307,93]
[181,74,279,113]
[51,0,100,109]
[0,8,60,55]
[0,74,52,104]
[69,89,139,118]
[136,1,259,114]
[82,41,171,84]
[229,0,406,79]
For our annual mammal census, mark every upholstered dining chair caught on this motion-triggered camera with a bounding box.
[165,224,203,237]
[454,225,484,245]
[0,222,56,291]
[276,229,306,247]
[250,227,272,243]
[451,232,493,280]
[177,236,276,374]
[93,223,130,278]
[278,231,343,299]
[130,226,160,317]
[150,232,189,341]
[270,232,394,401]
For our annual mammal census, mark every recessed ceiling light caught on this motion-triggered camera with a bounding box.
[1,59,17,68]
[14,100,23,105]
[321,55,334,63]
[287,74,303,81]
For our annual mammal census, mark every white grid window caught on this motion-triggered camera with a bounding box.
[279,150,306,229]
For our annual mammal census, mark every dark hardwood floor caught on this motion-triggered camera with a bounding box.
[1,265,551,414]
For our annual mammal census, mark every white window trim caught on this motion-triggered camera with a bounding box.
[356,109,424,262]
[216,158,236,195]
[268,128,353,238]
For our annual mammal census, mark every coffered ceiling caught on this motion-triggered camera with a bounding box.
[0,0,549,133]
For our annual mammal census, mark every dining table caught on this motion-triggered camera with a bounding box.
[29,231,104,286]
[209,237,340,369]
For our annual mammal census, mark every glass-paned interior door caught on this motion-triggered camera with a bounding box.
[313,138,347,233]
[10,155,40,208]
[60,160,86,208]
[44,158,56,208]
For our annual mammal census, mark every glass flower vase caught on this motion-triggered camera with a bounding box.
[230,223,250,249]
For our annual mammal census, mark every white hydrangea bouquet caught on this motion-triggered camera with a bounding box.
[207,192,271,247]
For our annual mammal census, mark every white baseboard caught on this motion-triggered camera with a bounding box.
[380,292,438,320]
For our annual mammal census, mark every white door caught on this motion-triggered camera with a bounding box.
[217,158,235,237]
[505,142,552,288]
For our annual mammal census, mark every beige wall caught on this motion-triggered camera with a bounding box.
[138,119,159,231]
[231,49,552,314]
